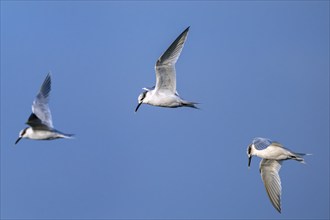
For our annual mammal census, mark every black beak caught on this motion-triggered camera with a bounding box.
[15,137,22,145]
[135,102,142,112]
[248,155,252,168]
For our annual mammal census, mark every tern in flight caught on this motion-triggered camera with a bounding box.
[247,137,309,213]
[15,73,73,144]
[135,26,198,112]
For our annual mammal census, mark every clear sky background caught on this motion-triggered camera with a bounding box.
[1,1,329,219]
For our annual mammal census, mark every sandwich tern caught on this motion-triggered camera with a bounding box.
[15,73,73,144]
[247,137,309,213]
[135,26,198,112]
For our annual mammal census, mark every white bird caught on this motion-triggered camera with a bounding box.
[135,26,198,112]
[247,137,309,213]
[15,73,73,144]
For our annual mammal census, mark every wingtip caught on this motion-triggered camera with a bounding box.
[272,202,281,213]
[45,72,52,80]
[184,26,190,34]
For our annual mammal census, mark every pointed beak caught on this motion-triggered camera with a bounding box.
[15,137,22,145]
[248,155,252,168]
[135,102,142,112]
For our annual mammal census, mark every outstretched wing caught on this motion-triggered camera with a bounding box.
[29,73,53,128]
[155,27,190,94]
[259,159,282,213]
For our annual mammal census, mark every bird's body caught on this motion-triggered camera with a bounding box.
[15,73,73,144]
[251,142,304,161]
[18,127,71,141]
[135,26,197,112]
[247,137,308,213]
[139,89,196,108]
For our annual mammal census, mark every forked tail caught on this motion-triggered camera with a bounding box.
[64,134,74,139]
[291,152,311,163]
[181,101,199,109]
[58,132,75,139]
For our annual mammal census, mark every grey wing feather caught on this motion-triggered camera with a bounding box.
[260,159,282,213]
[31,73,53,128]
[155,27,190,93]
[155,66,177,93]
[271,141,284,148]
[253,137,273,150]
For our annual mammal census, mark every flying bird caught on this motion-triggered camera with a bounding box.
[135,26,198,112]
[247,137,309,213]
[15,73,73,144]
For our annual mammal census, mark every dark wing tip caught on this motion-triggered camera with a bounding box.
[181,26,190,37]
[40,73,52,98]
[157,26,191,66]
[274,202,281,213]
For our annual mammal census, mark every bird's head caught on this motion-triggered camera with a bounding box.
[135,90,149,112]
[15,127,29,144]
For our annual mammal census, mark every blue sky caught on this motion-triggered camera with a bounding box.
[1,1,329,219]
